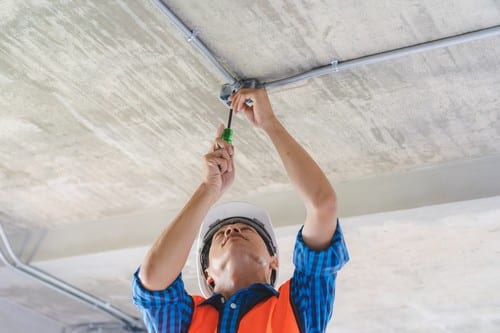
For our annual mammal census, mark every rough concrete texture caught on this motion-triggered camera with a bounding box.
[0,298,64,333]
[1,0,499,231]
[1,196,499,332]
[1,0,500,331]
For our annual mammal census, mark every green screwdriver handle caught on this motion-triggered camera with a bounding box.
[222,128,233,144]
[221,108,234,144]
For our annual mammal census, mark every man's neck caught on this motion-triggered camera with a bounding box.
[214,271,268,299]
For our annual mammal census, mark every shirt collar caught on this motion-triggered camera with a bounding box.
[198,282,279,308]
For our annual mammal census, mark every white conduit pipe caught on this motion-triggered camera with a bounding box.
[0,225,145,332]
[148,1,500,91]
[149,0,238,84]
[264,25,500,89]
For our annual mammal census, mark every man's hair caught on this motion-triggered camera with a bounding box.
[200,217,277,288]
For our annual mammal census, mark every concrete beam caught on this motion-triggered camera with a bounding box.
[8,153,499,263]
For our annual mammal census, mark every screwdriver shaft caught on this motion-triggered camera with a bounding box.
[227,108,233,129]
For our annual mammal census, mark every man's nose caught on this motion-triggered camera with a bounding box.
[224,225,241,236]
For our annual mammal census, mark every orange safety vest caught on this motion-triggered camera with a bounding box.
[188,279,301,333]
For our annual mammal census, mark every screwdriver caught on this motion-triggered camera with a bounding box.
[221,108,233,144]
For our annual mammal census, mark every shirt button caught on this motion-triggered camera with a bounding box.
[230,303,237,309]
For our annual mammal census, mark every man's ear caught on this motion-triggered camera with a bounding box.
[269,255,279,270]
[268,256,279,285]
[205,269,215,288]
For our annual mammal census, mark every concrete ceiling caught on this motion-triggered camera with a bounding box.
[1,0,499,332]
[2,196,499,332]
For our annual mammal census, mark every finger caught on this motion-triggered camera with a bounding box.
[231,93,251,123]
[212,146,232,162]
[212,157,229,173]
[229,91,239,106]
[214,137,234,155]
[217,151,233,172]
[235,91,249,113]
[229,154,235,173]
[208,124,225,153]
[241,102,252,114]
[212,139,223,152]
[234,93,246,113]
[208,147,233,172]
[213,138,223,151]
[235,90,254,111]
[205,154,229,173]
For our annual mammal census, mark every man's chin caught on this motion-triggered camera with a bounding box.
[221,242,255,258]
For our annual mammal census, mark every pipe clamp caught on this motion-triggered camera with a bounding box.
[187,29,200,42]
[331,59,339,72]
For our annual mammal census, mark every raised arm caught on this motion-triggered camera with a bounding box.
[231,89,337,250]
[138,124,235,291]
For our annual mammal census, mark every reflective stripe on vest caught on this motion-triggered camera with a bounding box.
[188,280,301,333]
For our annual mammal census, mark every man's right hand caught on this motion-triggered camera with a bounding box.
[203,123,235,197]
[139,125,235,291]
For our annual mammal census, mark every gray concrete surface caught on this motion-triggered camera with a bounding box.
[0,298,64,333]
[1,0,500,332]
[2,196,499,332]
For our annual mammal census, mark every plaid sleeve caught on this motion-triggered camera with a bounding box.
[132,269,193,333]
[290,221,349,333]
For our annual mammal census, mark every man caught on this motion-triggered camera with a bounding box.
[132,88,349,332]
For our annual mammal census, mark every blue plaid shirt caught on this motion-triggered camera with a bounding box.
[133,222,349,333]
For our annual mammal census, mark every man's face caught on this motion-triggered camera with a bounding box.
[205,221,278,285]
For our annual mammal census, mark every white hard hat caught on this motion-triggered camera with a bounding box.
[196,201,279,298]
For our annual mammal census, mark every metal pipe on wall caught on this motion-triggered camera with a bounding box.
[263,25,500,89]
[149,0,238,84]
[0,225,145,332]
